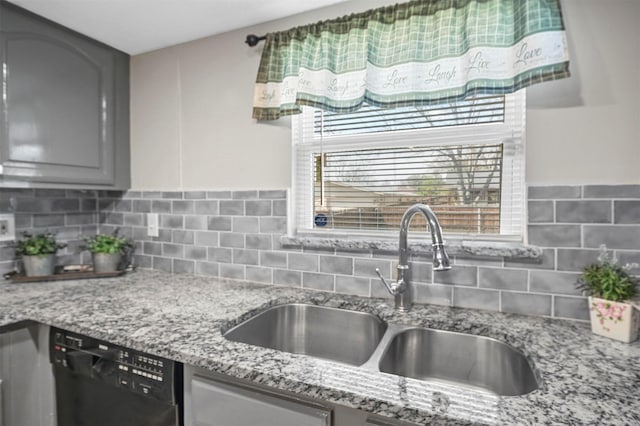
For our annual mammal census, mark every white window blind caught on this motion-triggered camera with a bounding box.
[292,92,526,239]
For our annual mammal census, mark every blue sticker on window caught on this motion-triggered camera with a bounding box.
[314,213,328,227]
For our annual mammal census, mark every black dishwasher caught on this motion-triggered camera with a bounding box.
[50,327,183,426]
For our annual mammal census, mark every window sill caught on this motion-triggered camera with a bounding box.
[279,235,543,260]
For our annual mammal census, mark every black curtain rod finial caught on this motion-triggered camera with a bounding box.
[245,34,266,47]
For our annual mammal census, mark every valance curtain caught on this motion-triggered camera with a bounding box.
[252,0,570,120]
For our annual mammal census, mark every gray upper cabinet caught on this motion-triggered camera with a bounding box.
[0,1,130,188]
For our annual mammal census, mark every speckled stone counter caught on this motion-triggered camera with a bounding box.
[1,270,639,425]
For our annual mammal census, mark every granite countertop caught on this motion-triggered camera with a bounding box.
[1,270,639,425]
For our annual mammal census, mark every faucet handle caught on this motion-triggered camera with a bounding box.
[374,268,396,295]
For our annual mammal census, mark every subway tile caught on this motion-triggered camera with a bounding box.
[273,200,287,217]
[260,251,287,268]
[196,261,219,277]
[583,185,640,199]
[220,200,244,215]
[101,212,123,225]
[528,200,554,223]
[123,213,144,227]
[98,199,116,211]
[529,270,582,295]
[52,198,80,212]
[185,215,207,230]
[528,186,581,199]
[162,243,184,258]
[409,261,433,284]
[557,249,601,272]
[132,200,151,213]
[196,231,220,247]
[34,214,65,227]
[556,200,611,223]
[288,252,318,272]
[246,266,272,284]
[184,191,207,200]
[414,284,453,306]
[162,191,183,199]
[132,227,150,242]
[153,229,173,243]
[452,255,503,268]
[453,287,499,311]
[173,230,194,245]
[479,268,528,291]
[260,217,287,233]
[15,215,32,229]
[133,254,152,269]
[505,249,555,270]
[66,213,97,226]
[208,216,232,231]
[99,190,126,199]
[336,276,370,297]
[502,292,552,317]
[220,264,245,279]
[259,190,286,199]
[206,191,232,199]
[233,249,259,265]
[114,199,132,213]
[173,259,195,274]
[303,272,334,291]
[245,200,271,216]
[143,242,162,256]
[172,200,194,214]
[35,189,66,198]
[584,225,640,250]
[433,265,477,287]
[121,190,141,199]
[184,246,207,261]
[219,232,243,248]
[354,258,392,279]
[152,256,172,273]
[195,200,219,215]
[160,215,184,229]
[527,224,581,247]
[232,190,258,200]
[616,251,640,274]
[553,296,589,320]
[245,234,272,250]
[151,200,172,213]
[614,201,640,224]
[0,245,15,262]
[81,199,98,212]
[319,255,353,275]
[274,269,302,287]
[232,217,259,233]
[16,198,50,213]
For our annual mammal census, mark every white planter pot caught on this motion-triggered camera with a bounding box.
[589,296,640,343]
[22,254,56,276]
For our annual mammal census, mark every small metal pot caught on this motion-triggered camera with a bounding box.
[92,252,122,273]
[22,254,56,276]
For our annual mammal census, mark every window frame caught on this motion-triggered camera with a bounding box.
[290,91,527,243]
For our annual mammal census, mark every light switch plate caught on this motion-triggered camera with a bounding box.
[147,213,159,237]
[0,214,15,242]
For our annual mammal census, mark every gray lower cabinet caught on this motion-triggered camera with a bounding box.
[0,1,130,189]
[0,323,55,426]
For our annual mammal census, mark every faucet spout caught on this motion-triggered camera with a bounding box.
[376,204,451,311]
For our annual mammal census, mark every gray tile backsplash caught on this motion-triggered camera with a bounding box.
[3,185,639,323]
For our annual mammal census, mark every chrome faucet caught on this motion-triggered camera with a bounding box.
[375,204,451,312]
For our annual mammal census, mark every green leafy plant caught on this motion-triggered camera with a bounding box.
[577,245,639,302]
[84,230,131,254]
[16,232,66,256]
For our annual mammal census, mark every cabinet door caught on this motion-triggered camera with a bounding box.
[0,3,128,186]
[191,375,332,426]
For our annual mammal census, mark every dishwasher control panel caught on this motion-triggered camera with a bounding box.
[50,327,179,404]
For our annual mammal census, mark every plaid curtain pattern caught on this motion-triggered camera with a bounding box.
[252,0,570,120]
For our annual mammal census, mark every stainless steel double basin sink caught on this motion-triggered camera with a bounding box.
[223,303,539,396]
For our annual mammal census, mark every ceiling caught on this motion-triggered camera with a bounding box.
[8,0,350,55]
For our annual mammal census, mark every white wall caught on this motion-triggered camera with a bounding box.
[130,0,640,190]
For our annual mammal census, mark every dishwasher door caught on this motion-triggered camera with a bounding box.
[50,327,182,426]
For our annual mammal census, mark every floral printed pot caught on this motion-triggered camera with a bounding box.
[589,296,639,343]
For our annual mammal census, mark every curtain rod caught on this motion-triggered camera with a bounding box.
[245,34,266,47]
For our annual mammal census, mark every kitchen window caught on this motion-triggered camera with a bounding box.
[291,91,526,241]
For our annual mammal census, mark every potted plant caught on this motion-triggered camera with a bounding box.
[84,230,131,273]
[16,232,67,276]
[577,245,640,343]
